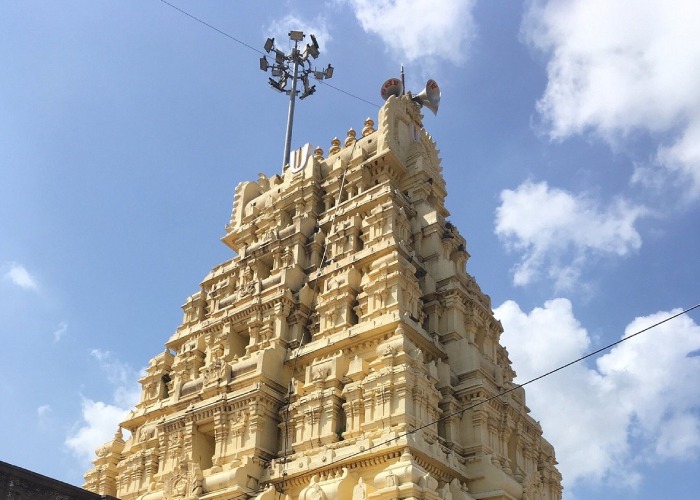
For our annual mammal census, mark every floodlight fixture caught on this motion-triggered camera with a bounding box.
[259,30,333,168]
[300,86,316,100]
[300,75,316,100]
[313,64,334,80]
[306,35,320,59]
[268,78,285,92]
[289,30,304,41]
[300,85,316,100]
[305,43,320,59]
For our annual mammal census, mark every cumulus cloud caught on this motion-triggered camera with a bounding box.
[346,0,476,66]
[37,404,53,431]
[53,322,68,343]
[598,310,700,458]
[266,14,332,52]
[90,348,134,388]
[65,350,141,466]
[3,262,38,290]
[523,0,700,198]
[65,399,131,463]
[495,180,647,288]
[495,299,700,491]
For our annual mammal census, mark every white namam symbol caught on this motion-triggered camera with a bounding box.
[289,143,312,173]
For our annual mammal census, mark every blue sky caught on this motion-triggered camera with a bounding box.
[1,1,699,498]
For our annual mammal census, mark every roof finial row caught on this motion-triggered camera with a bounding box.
[315,118,376,160]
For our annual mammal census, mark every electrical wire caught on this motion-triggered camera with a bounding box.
[159,0,265,55]
[158,0,382,109]
[318,79,381,108]
[224,303,700,499]
[156,2,700,495]
[277,141,358,499]
[263,301,700,495]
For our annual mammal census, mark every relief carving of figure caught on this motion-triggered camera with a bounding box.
[203,344,227,385]
[300,475,327,500]
[439,482,453,500]
[281,247,293,268]
[164,460,202,500]
[353,302,363,319]
[146,380,159,399]
[245,264,254,281]
[312,366,331,382]
[352,477,367,499]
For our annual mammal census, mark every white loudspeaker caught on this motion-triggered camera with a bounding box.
[380,78,404,100]
[412,79,440,115]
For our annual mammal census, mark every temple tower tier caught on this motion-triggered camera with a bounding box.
[85,95,562,500]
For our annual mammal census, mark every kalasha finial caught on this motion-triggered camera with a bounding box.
[345,128,357,147]
[362,118,375,137]
[329,137,341,155]
[314,146,324,159]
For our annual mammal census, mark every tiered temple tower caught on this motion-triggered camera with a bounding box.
[85,95,562,499]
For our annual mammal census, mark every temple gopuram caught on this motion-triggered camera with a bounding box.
[85,94,562,500]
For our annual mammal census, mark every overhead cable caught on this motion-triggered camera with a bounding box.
[158,0,381,108]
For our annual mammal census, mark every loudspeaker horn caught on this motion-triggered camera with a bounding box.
[412,79,441,115]
[380,77,404,100]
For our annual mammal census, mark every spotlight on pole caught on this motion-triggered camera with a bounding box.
[289,30,304,42]
[259,31,334,169]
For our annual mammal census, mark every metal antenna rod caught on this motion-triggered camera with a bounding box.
[401,64,405,95]
[259,31,334,169]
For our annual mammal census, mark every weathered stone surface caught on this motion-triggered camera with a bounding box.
[85,95,562,499]
[0,460,118,500]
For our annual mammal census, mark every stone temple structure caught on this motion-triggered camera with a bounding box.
[84,94,562,499]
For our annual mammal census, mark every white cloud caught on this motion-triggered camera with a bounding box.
[523,0,700,198]
[90,348,135,388]
[656,121,700,200]
[65,399,130,464]
[495,180,647,288]
[53,322,68,343]
[346,0,476,66]
[3,262,38,290]
[66,350,141,466]
[37,404,52,418]
[266,14,332,53]
[37,404,53,431]
[495,300,700,492]
[597,310,700,457]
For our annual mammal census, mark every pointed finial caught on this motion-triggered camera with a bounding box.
[329,137,341,155]
[362,118,375,137]
[314,145,324,159]
[345,128,357,147]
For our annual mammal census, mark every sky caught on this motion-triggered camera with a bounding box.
[1,1,699,498]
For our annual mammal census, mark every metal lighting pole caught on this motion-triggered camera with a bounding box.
[283,42,300,169]
[260,31,334,168]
